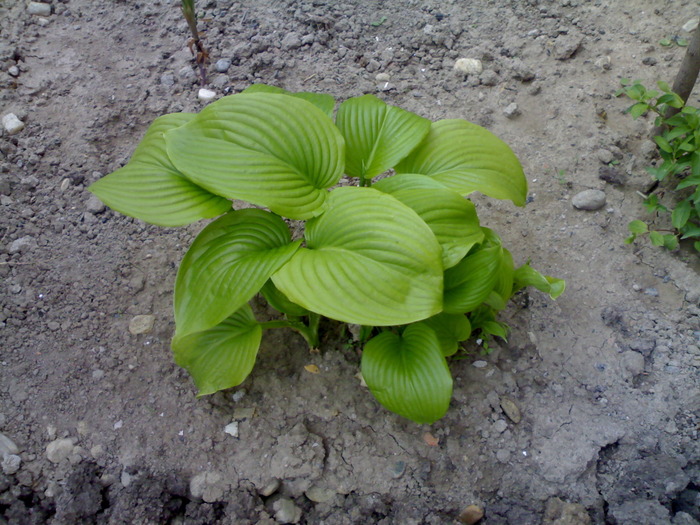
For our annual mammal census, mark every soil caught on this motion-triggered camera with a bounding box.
[1,0,700,524]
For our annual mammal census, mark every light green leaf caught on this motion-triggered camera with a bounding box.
[629,102,649,119]
[361,324,452,423]
[242,84,336,118]
[488,244,515,309]
[512,263,565,299]
[260,279,309,317]
[628,220,649,234]
[89,113,231,226]
[165,93,345,220]
[272,187,443,326]
[419,313,472,356]
[172,304,262,396]
[335,94,431,180]
[175,209,301,337]
[374,174,484,268]
[395,119,528,206]
[672,200,692,229]
[649,230,665,246]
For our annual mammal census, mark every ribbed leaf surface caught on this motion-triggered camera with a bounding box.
[165,93,345,220]
[419,313,472,356]
[513,263,566,299]
[88,113,231,226]
[374,174,484,269]
[175,209,301,337]
[242,84,335,118]
[272,187,443,326]
[172,304,262,396]
[336,95,431,180]
[443,239,503,314]
[361,324,452,423]
[395,119,528,206]
[260,279,309,317]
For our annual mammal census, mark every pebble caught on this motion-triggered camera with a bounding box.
[281,32,302,50]
[682,18,699,32]
[258,478,280,497]
[0,433,19,456]
[305,485,336,503]
[472,360,488,368]
[128,314,155,335]
[27,2,51,16]
[160,73,175,87]
[620,351,645,377]
[47,321,60,331]
[375,73,390,82]
[189,471,228,503]
[496,449,511,462]
[390,460,406,479]
[454,58,483,75]
[273,497,302,524]
[86,195,106,214]
[46,438,75,463]
[493,419,508,433]
[500,397,522,424]
[8,236,35,254]
[215,59,231,73]
[503,103,520,119]
[594,56,612,70]
[459,504,485,525]
[224,422,239,438]
[596,149,614,164]
[2,113,25,135]
[572,189,606,211]
[2,454,21,475]
[8,66,19,77]
[198,88,216,102]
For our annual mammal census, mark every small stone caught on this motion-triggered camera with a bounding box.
[596,149,614,164]
[503,103,520,119]
[273,497,302,524]
[46,438,75,463]
[2,113,25,135]
[281,32,302,50]
[620,351,645,377]
[2,454,21,475]
[642,56,657,66]
[375,73,390,82]
[60,178,71,191]
[500,397,521,424]
[224,422,239,438]
[305,485,336,503]
[472,360,488,368]
[8,236,35,254]
[189,471,228,503]
[594,56,612,70]
[389,460,406,479]
[683,18,699,32]
[86,195,106,214]
[258,478,280,497]
[27,2,51,16]
[232,407,255,420]
[160,73,175,86]
[454,58,483,75]
[493,419,508,433]
[128,314,155,335]
[47,321,60,331]
[598,166,626,186]
[459,504,484,524]
[553,34,582,60]
[496,449,510,462]
[543,497,591,525]
[215,59,231,72]
[572,189,606,211]
[8,66,19,77]
[365,59,380,73]
[0,433,19,456]
[480,70,499,86]
[198,88,217,102]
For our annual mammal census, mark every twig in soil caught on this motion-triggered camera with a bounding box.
[181,0,209,86]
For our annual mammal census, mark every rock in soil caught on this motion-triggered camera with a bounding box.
[572,189,606,210]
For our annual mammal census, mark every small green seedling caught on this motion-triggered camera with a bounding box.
[181,0,208,85]
[371,16,388,27]
[89,85,564,424]
[618,79,700,253]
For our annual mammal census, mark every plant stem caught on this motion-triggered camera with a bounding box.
[260,316,320,350]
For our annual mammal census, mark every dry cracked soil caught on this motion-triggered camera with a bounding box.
[1,0,700,524]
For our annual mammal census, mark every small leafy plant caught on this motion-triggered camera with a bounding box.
[89,85,563,424]
[618,79,700,253]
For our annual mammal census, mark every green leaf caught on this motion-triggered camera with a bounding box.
[89,113,232,226]
[680,224,700,239]
[165,93,345,220]
[395,119,528,206]
[374,174,484,268]
[672,200,692,230]
[628,220,649,234]
[361,323,452,423]
[480,320,509,340]
[659,38,672,46]
[175,209,301,337]
[419,312,472,356]
[629,102,649,118]
[695,241,700,252]
[625,234,636,244]
[655,135,673,153]
[172,304,262,396]
[260,279,309,317]
[657,80,671,93]
[272,187,443,326]
[241,84,336,118]
[657,93,684,109]
[649,230,665,246]
[512,263,566,299]
[663,234,679,250]
[335,94,431,180]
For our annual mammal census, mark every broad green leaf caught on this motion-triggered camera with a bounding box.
[361,324,452,423]
[175,209,301,337]
[649,230,665,246]
[628,220,649,234]
[663,234,679,250]
[172,304,262,396]
[395,119,528,206]
[654,135,673,153]
[272,187,443,326]
[419,313,471,356]
[657,80,671,93]
[480,320,509,340]
[629,102,649,118]
[672,200,692,230]
[260,279,309,317]
[166,93,345,220]
[489,245,515,309]
[335,94,431,180]
[680,224,700,239]
[512,263,565,299]
[89,113,231,226]
[374,174,484,268]
[242,84,335,118]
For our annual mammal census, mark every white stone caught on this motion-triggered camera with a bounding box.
[8,66,19,77]
[682,18,699,32]
[198,88,217,102]
[454,58,483,75]
[0,433,19,456]
[572,189,606,211]
[2,113,25,135]
[2,454,21,475]
[27,2,51,16]
[46,438,74,463]
[224,422,239,438]
[128,314,155,335]
[273,497,302,524]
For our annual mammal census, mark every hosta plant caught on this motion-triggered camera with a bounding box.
[89,85,564,424]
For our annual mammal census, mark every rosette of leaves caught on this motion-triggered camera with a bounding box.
[89,85,564,424]
[618,79,700,253]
